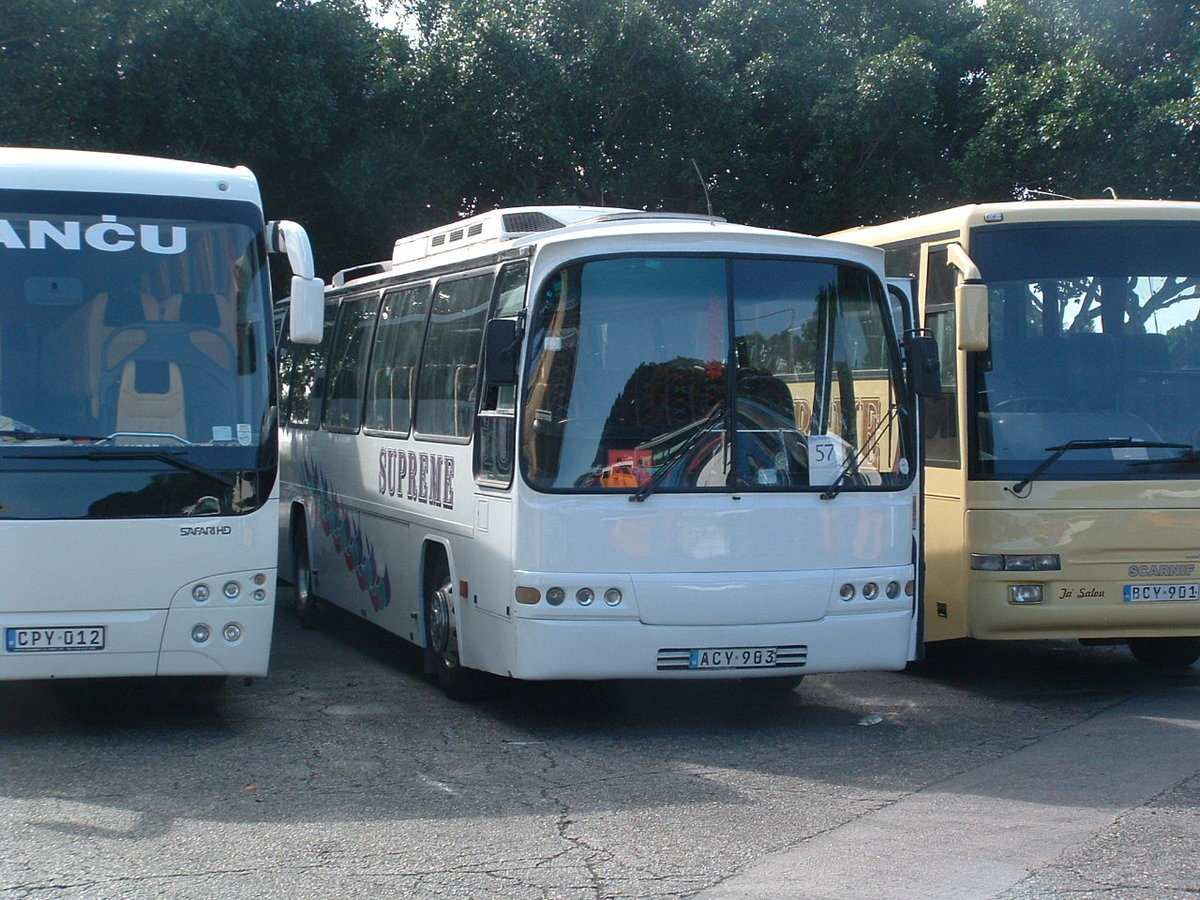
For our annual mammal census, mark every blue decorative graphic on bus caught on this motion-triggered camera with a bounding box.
[302,455,392,611]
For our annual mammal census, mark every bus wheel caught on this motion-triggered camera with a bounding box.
[425,561,503,701]
[291,522,327,629]
[1127,637,1200,668]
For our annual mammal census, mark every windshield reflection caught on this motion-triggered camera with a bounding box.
[521,254,911,494]
[972,222,1200,480]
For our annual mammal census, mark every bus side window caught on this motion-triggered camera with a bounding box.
[415,273,494,439]
[287,302,338,428]
[321,293,379,434]
[476,261,529,486]
[363,284,432,436]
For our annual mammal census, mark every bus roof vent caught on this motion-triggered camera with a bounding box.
[390,206,635,266]
[501,211,564,234]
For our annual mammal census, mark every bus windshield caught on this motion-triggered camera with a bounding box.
[0,189,274,518]
[521,254,911,493]
[972,221,1200,481]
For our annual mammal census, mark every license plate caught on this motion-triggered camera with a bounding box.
[1123,583,1200,602]
[5,626,106,652]
[690,647,778,669]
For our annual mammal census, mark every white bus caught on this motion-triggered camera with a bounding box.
[278,207,938,698]
[0,148,323,682]
[831,200,1200,667]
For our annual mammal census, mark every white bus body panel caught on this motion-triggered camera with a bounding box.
[288,422,914,682]
[0,148,262,204]
[0,504,277,680]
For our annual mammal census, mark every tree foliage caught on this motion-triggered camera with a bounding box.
[2,0,1199,275]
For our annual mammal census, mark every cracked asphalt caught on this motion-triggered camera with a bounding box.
[2,594,1198,899]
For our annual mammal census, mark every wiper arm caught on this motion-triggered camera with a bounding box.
[0,430,107,443]
[630,405,726,502]
[820,403,902,501]
[1010,438,1190,495]
[17,445,236,487]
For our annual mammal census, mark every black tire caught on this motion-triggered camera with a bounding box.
[424,556,504,701]
[1127,636,1200,668]
[291,520,327,629]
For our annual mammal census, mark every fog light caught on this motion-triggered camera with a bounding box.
[546,587,566,606]
[576,588,594,606]
[191,623,211,644]
[515,586,541,605]
[223,581,241,600]
[253,589,266,602]
[1009,584,1044,604]
[863,582,879,600]
[839,583,855,601]
[192,584,210,603]
[223,622,243,643]
[604,588,623,607]
[886,581,901,599]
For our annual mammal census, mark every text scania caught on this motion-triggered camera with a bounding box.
[0,216,187,255]
[379,449,455,509]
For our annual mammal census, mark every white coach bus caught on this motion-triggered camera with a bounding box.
[0,148,323,681]
[278,207,939,698]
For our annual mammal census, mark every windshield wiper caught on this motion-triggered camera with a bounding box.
[0,430,107,443]
[630,405,727,502]
[1009,438,1190,495]
[820,403,902,500]
[16,445,236,487]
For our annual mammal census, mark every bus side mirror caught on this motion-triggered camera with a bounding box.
[484,318,519,386]
[905,333,941,397]
[957,282,989,351]
[288,276,325,345]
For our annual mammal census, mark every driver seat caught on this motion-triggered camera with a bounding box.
[113,359,187,441]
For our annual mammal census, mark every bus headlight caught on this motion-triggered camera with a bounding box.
[1009,584,1044,604]
[575,588,594,606]
[604,588,623,607]
[886,581,901,599]
[839,583,855,601]
[192,584,210,603]
[862,582,879,600]
[223,622,243,643]
[191,623,211,644]
[223,581,241,600]
[973,554,1061,572]
[546,587,566,606]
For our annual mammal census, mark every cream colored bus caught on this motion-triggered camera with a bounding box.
[831,200,1200,667]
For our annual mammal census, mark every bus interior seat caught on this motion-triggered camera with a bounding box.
[112,359,187,441]
[87,288,159,418]
[163,292,234,369]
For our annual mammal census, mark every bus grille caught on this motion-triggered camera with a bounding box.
[656,645,808,671]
